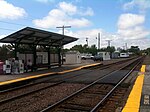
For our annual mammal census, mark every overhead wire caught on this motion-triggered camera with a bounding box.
[0,28,15,31]
[0,20,26,26]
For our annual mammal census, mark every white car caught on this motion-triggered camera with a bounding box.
[81,55,94,60]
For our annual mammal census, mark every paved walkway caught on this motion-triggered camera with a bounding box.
[0,62,102,86]
[140,65,150,112]
[0,58,130,83]
[122,56,150,112]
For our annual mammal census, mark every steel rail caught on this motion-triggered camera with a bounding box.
[0,57,140,107]
[90,58,142,112]
[0,57,135,93]
[0,81,64,104]
[0,60,121,104]
[0,68,97,104]
[40,57,141,112]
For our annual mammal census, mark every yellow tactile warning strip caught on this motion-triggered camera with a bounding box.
[0,63,101,86]
[58,63,101,74]
[0,72,55,86]
[122,65,146,112]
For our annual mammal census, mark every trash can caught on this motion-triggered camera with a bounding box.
[0,62,4,74]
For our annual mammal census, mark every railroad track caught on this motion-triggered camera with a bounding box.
[0,57,136,94]
[0,57,141,112]
[0,57,136,96]
[40,57,142,112]
[0,56,137,93]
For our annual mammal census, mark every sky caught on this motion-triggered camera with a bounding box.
[0,0,150,49]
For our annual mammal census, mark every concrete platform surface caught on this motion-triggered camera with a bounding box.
[0,58,130,83]
[140,65,150,112]
[123,56,150,112]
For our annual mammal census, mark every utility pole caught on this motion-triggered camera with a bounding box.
[56,25,71,65]
[56,25,71,35]
[125,43,127,50]
[106,40,112,47]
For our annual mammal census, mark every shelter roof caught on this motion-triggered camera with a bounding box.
[0,27,78,46]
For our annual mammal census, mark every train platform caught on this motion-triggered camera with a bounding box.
[0,62,102,85]
[122,56,150,112]
[0,58,130,86]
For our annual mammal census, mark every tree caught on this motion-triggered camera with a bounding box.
[106,46,115,53]
[88,44,97,55]
[0,44,14,61]
[70,44,98,55]
[128,46,140,55]
[70,44,83,53]
[145,48,150,55]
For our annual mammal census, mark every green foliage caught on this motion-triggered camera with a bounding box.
[128,46,140,55]
[70,44,97,55]
[140,47,150,55]
[0,44,14,61]
[70,44,116,56]
[106,46,115,53]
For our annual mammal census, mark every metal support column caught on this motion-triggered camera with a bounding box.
[58,47,61,67]
[14,43,19,59]
[48,46,51,69]
[33,45,37,70]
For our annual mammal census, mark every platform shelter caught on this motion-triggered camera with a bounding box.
[0,27,78,69]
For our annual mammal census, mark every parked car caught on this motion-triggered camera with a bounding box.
[93,55,103,61]
[120,53,129,58]
[81,54,94,60]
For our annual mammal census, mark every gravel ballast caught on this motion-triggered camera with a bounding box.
[0,83,85,112]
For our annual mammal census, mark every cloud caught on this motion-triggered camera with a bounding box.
[123,0,150,13]
[118,13,145,29]
[35,0,55,3]
[118,26,150,39]
[58,2,77,15]
[117,13,150,40]
[112,37,150,50]
[0,0,27,20]
[33,2,93,28]
[79,7,94,16]
[64,28,150,50]
[63,29,120,49]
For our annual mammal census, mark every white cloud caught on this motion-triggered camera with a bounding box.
[63,28,150,50]
[0,0,27,20]
[63,29,120,49]
[58,2,77,15]
[79,7,94,16]
[35,0,55,3]
[117,13,150,40]
[123,0,150,13]
[112,37,150,50]
[118,13,145,29]
[118,26,150,39]
[33,2,93,28]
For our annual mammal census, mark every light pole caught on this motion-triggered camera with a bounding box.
[86,37,88,46]
[56,25,71,65]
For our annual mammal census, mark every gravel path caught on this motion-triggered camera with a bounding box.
[0,83,85,112]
